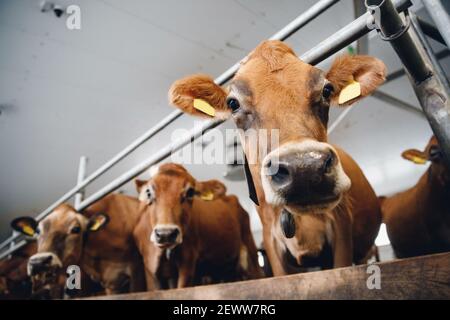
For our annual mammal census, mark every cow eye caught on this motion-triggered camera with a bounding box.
[70,226,81,234]
[226,98,240,112]
[322,83,334,99]
[146,188,155,204]
[186,187,196,198]
[183,187,196,201]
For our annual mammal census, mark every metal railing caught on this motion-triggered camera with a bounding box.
[0,0,342,259]
[2,0,440,260]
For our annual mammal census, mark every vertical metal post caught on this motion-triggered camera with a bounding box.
[422,0,450,48]
[410,13,450,93]
[354,0,369,54]
[74,156,88,208]
[366,0,450,169]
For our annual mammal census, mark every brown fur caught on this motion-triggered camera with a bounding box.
[29,194,146,296]
[133,163,263,289]
[381,136,450,258]
[169,40,383,274]
[0,242,36,299]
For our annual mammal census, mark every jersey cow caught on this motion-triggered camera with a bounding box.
[11,194,145,298]
[133,163,263,289]
[381,136,450,258]
[0,242,36,299]
[169,40,383,274]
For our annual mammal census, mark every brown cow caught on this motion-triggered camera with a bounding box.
[0,241,36,299]
[133,163,263,289]
[10,194,145,298]
[381,136,450,258]
[169,40,383,274]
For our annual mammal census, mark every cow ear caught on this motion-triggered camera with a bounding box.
[195,180,227,201]
[11,217,38,237]
[402,149,429,164]
[326,55,386,107]
[87,213,109,232]
[169,74,230,119]
[135,179,148,193]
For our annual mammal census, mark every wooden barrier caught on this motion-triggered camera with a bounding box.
[91,252,450,300]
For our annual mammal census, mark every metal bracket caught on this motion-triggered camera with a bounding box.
[379,12,411,41]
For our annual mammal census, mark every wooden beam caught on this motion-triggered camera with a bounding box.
[91,252,450,300]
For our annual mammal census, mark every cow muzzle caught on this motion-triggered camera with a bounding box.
[150,225,182,248]
[27,252,63,277]
[261,140,351,213]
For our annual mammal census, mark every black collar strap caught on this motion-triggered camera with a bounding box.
[243,152,259,206]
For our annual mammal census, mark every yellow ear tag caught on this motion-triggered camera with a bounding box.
[200,190,214,201]
[90,217,106,231]
[193,99,216,117]
[338,80,361,104]
[22,225,35,236]
[405,155,427,165]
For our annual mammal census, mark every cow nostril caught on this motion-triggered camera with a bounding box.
[43,255,53,264]
[271,164,291,186]
[168,229,179,241]
[155,228,179,243]
[323,151,335,173]
[31,255,53,266]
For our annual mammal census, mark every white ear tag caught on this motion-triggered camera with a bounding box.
[193,99,216,117]
[338,80,361,104]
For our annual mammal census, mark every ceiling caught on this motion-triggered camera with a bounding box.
[0,0,448,245]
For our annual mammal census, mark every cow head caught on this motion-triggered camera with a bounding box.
[135,163,225,249]
[169,40,386,215]
[10,204,108,298]
[402,136,449,186]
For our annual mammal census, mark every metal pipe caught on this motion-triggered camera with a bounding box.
[217,0,341,84]
[385,49,450,82]
[302,0,411,65]
[0,111,184,251]
[270,0,340,41]
[78,0,412,212]
[0,0,413,258]
[74,156,88,208]
[416,16,446,46]
[410,13,450,93]
[423,0,450,48]
[366,0,431,83]
[353,0,369,54]
[0,0,342,255]
[368,0,450,169]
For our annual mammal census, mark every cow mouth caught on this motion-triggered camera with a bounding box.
[284,193,342,214]
[30,267,64,299]
[154,242,178,249]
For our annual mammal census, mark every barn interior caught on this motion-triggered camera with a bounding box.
[0,0,449,300]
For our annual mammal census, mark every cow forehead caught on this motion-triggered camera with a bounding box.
[153,171,194,192]
[234,57,323,101]
[42,206,82,230]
